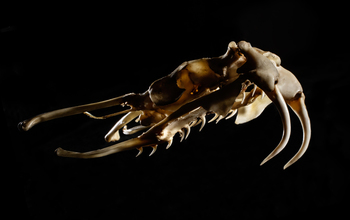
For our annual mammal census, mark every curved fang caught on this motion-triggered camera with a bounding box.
[284,94,311,169]
[260,86,291,166]
[136,147,143,157]
[149,145,158,156]
[183,124,191,140]
[199,115,206,131]
[166,138,173,149]
[208,113,219,123]
[225,109,237,120]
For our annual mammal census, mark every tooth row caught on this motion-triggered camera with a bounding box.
[136,114,207,157]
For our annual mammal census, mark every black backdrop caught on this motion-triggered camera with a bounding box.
[1,1,349,219]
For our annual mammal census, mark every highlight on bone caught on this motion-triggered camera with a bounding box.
[19,40,311,169]
[260,86,291,166]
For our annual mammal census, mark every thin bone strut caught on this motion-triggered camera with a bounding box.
[56,137,162,159]
[84,109,131,119]
[19,94,133,131]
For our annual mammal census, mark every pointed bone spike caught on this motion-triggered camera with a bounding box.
[193,119,202,127]
[251,84,257,97]
[105,111,142,142]
[166,138,173,149]
[184,124,191,140]
[179,129,185,142]
[208,113,219,123]
[199,115,206,131]
[284,94,311,169]
[225,109,237,120]
[149,145,158,156]
[260,86,291,166]
[216,115,224,124]
[136,147,143,157]
[189,119,198,127]
[56,136,160,159]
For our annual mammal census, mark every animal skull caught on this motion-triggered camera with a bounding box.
[19,41,311,169]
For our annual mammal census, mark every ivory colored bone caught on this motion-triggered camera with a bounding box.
[237,41,311,168]
[18,94,134,131]
[19,40,311,169]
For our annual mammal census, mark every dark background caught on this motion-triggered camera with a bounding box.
[1,1,349,219]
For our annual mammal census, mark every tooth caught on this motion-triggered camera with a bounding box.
[260,86,291,166]
[149,145,158,156]
[216,115,224,124]
[179,129,185,142]
[189,119,198,127]
[183,124,191,140]
[136,147,143,157]
[241,92,246,104]
[225,109,237,120]
[261,92,266,99]
[284,93,311,169]
[193,119,202,127]
[208,113,219,123]
[251,84,257,97]
[199,115,206,131]
[166,138,173,149]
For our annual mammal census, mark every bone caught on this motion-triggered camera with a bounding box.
[260,86,291,166]
[251,84,257,97]
[237,41,279,92]
[18,94,133,131]
[56,137,162,159]
[166,138,173,149]
[216,115,224,124]
[235,94,272,124]
[199,115,206,131]
[149,145,158,156]
[183,124,191,140]
[189,119,198,127]
[225,109,237,120]
[104,111,142,142]
[284,94,311,169]
[208,113,219,123]
[136,147,143,157]
[179,129,185,142]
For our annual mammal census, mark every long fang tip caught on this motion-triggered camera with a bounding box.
[260,86,291,166]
